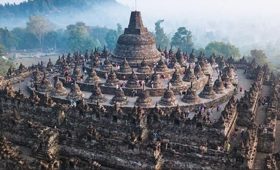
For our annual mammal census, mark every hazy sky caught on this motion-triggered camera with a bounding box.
[2,0,280,55]
[1,0,280,18]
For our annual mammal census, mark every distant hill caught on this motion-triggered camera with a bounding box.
[0,0,129,28]
[0,0,116,17]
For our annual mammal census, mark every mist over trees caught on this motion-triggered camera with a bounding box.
[105,24,123,50]
[0,44,4,56]
[0,0,128,29]
[250,49,269,66]
[204,41,240,59]
[26,16,54,50]
[0,15,125,53]
[171,27,194,53]
[0,0,117,18]
[0,14,243,60]
[155,20,169,49]
[66,22,100,52]
[0,0,275,71]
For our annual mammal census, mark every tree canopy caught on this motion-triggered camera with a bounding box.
[171,27,193,53]
[105,24,123,50]
[250,49,268,66]
[26,16,54,49]
[204,41,240,58]
[0,0,116,18]
[0,44,5,56]
[155,20,169,49]
[105,30,118,50]
[66,22,100,52]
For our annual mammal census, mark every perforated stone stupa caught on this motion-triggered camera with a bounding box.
[110,11,161,66]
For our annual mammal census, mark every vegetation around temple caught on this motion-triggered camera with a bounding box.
[0,0,116,18]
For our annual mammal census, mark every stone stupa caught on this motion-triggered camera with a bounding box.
[110,11,161,66]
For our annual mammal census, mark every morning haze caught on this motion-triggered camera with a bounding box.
[0,1,279,170]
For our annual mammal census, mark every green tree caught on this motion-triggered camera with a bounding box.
[116,23,123,37]
[0,44,5,56]
[155,20,169,48]
[250,49,268,65]
[11,27,39,50]
[26,15,54,50]
[171,27,193,53]
[0,28,17,50]
[66,22,99,52]
[43,31,58,50]
[105,24,123,50]
[205,41,240,58]
[0,44,13,76]
[105,30,118,50]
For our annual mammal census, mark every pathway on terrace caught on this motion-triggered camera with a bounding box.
[254,85,271,170]
[211,69,252,122]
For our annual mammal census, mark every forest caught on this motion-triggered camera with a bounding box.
[0,0,116,17]
[0,15,241,58]
[0,0,273,76]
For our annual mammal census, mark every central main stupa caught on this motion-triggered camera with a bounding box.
[110,11,161,67]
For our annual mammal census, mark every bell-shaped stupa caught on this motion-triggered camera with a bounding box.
[110,11,161,66]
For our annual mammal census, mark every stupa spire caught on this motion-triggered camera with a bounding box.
[126,11,145,33]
